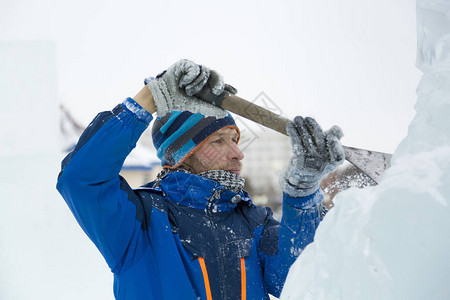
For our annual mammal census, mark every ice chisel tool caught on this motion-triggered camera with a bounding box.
[214,93,392,184]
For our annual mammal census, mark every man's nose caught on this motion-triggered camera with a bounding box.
[228,142,244,161]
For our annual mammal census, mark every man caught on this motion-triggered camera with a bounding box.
[57,59,344,299]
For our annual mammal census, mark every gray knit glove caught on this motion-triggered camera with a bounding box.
[279,116,345,197]
[195,69,237,107]
[146,59,236,118]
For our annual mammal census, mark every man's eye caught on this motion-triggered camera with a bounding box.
[212,139,222,144]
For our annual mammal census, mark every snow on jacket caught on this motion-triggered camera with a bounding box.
[56,98,327,299]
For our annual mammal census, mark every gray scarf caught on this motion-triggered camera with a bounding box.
[155,168,245,194]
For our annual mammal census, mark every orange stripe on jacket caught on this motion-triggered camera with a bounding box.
[241,257,246,300]
[198,257,212,300]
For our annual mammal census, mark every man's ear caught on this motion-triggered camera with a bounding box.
[178,160,197,174]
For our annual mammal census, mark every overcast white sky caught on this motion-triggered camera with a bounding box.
[1,0,420,154]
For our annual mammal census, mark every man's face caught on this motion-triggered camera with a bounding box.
[182,127,244,175]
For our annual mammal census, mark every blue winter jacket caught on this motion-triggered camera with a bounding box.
[57,98,326,299]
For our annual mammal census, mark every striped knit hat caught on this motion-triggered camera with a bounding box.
[152,110,240,168]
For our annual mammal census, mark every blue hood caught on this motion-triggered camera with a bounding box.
[158,171,252,212]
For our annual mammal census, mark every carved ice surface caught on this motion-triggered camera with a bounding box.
[281,1,450,299]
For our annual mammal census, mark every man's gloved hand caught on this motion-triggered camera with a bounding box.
[146,59,236,117]
[194,68,237,107]
[279,116,345,197]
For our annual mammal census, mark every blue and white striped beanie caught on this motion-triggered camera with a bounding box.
[152,111,239,168]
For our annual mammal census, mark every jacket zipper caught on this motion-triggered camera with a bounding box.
[207,189,221,213]
[206,189,228,299]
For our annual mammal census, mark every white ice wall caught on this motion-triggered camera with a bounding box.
[281,1,450,299]
[0,42,112,299]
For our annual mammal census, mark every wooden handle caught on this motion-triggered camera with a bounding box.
[222,94,291,135]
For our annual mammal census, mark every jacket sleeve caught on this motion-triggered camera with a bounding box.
[56,98,154,274]
[259,188,326,297]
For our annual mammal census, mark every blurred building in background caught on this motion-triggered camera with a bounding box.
[60,105,162,188]
[239,127,291,217]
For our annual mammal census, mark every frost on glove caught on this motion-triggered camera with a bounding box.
[194,69,237,107]
[146,59,236,118]
[279,116,345,197]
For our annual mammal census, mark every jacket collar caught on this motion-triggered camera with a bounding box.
[158,171,252,212]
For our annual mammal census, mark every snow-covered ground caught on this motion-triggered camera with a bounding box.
[281,1,450,299]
